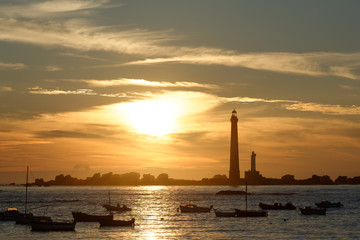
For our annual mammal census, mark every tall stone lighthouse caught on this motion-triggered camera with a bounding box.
[229,109,240,184]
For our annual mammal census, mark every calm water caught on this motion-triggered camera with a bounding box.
[0,185,359,239]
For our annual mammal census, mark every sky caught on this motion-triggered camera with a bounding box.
[0,0,360,183]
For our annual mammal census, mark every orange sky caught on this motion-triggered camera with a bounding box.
[1,0,360,183]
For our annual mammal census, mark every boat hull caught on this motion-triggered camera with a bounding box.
[259,203,296,210]
[99,218,135,227]
[214,210,236,217]
[31,221,76,231]
[235,209,268,217]
[72,211,113,222]
[315,201,343,208]
[299,207,326,215]
[179,205,213,213]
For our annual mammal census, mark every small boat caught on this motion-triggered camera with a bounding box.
[259,202,296,210]
[16,213,52,225]
[315,200,343,208]
[31,221,76,231]
[235,183,267,217]
[235,209,268,217]
[102,191,131,212]
[179,205,213,213]
[15,167,51,225]
[99,218,135,227]
[0,208,21,221]
[299,206,326,215]
[214,209,236,217]
[102,204,132,212]
[72,211,113,222]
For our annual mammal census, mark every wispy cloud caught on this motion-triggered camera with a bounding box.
[0,61,25,70]
[127,52,360,80]
[220,96,297,103]
[82,78,219,89]
[220,96,360,115]
[1,14,360,80]
[27,86,127,98]
[45,65,63,71]
[284,102,360,115]
[0,0,112,18]
[28,86,97,95]
[0,86,13,92]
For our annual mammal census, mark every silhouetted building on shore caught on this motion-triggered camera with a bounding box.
[244,151,264,184]
[229,110,240,184]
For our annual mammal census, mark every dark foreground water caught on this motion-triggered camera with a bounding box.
[0,185,359,239]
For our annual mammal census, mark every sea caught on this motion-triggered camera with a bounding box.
[0,185,359,239]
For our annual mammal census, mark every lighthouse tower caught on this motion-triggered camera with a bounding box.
[229,109,240,184]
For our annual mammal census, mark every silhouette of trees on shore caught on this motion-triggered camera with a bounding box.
[30,172,360,186]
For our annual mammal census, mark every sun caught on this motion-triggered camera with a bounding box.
[107,91,220,137]
[119,98,180,137]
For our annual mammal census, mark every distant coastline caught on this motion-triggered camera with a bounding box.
[10,172,360,186]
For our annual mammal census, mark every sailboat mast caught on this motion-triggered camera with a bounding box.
[245,182,248,211]
[108,191,111,206]
[25,166,28,214]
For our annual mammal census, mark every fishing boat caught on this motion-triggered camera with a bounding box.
[259,202,296,210]
[179,204,213,213]
[72,211,113,222]
[31,221,76,231]
[0,208,21,221]
[102,191,131,212]
[99,218,135,227]
[15,167,52,225]
[214,209,236,217]
[299,206,326,215]
[315,200,343,208]
[235,183,267,217]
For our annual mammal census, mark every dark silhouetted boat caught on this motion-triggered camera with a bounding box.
[99,218,135,227]
[0,208,21,221]
[315,200,343,208]
[214,209,236,217]
[235,183,267,217]
[72,211,113,222]
[235,209,268,217]
[16,213,52,225]
[179,204,213,213]
[259,202,296,210]
[31,221,76,231]
[103,204,131,212]
[102,191,131,212]
[299,206,326,215]
[16,167,52,225]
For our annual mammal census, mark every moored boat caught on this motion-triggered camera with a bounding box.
[16,213,52,225]
[235,183,267,217]
[214,209,236,217]
[299,206,326,215]
[72,211,113,222]
[235,209,268,217]
[179,205,213,213]
[315,200,343,208]
[31,221,76,231]
[102,191,131,212]
[99,218,135,227]
[102,204,131,212]
[259,202,296,210]
[0,208,21,221]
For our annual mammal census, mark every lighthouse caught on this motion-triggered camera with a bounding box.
[229,109,240,184]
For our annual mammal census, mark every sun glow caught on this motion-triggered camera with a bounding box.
[109,91,220,137]
[122,99,179,136]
